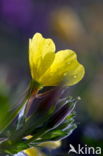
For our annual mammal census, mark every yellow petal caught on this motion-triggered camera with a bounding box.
[40,50,85,86]
[24,147,46,156]
[29,33,55,82]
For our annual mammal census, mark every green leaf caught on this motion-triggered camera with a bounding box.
[0,100,26,134]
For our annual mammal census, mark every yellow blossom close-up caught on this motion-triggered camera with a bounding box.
[29,33,85,86]
[1,1,103,156]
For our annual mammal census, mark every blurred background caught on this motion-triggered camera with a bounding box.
[0,0,103,155]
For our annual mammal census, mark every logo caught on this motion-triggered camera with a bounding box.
[68,144,102,155]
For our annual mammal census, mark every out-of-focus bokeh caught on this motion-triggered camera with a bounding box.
[0,0,103,155]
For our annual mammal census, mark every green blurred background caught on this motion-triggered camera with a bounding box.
[0,0,103,155]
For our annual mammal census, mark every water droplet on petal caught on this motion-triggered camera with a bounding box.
[64,73,67,76]
[73,75,77,78]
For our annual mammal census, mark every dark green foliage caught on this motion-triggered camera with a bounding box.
[0,84,77,155]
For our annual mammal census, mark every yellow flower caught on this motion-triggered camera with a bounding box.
[29,33,85,86]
